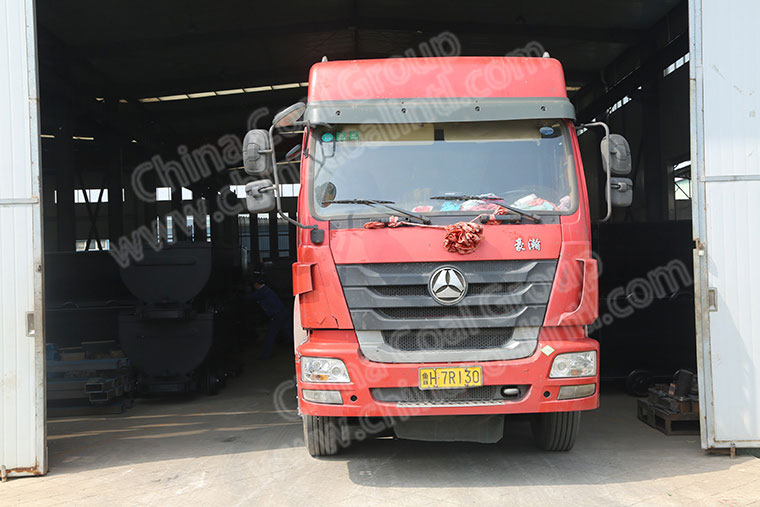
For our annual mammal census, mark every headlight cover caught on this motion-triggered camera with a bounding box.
[550,351,597,378]
[557,384,596,400]
[302,389,343,404]
[301,357,351,383]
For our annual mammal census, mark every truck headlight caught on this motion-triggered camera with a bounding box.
[301,357,351,383]
[550,351,596,378]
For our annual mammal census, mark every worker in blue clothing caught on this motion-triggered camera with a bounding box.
[248,278,293,359]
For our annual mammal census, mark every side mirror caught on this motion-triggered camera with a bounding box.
[610,177,633,207]
[244,179,275,213]
[272,102,306,129]
[601,134,632,176]
[603,135,633,208]
[242,130,273,176]
[582,122,634,220]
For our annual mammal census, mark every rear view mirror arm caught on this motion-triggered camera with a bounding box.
[577,122,612,223]
[266,124,319,232]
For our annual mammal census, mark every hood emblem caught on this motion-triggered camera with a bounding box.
[429,266,468,305]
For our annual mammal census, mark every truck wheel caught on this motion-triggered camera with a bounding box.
[531,411,581,451]
[303,415,345,457]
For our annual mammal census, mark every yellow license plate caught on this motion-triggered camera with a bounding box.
[419,366,483,390]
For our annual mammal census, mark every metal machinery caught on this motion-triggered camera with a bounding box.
[118,242,220,394]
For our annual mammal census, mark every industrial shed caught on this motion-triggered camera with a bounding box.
[1,0,757,488]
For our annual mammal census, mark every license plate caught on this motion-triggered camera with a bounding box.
[418,366,483,390]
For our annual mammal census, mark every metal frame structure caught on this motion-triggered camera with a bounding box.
[690,0,760,450]
[0,0,47,478]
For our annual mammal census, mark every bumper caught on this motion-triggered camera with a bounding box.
[296,329,599,417]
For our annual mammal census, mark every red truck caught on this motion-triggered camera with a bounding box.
[242,56,633,455]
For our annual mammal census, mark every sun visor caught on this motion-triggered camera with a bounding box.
[305,97,576,125]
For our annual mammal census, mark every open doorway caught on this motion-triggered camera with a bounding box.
[33,0,696,474]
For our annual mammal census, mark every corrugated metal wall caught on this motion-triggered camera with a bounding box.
[691,0,760,448]
[0,0,47,476]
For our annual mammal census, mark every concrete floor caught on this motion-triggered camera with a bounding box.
[3,353,760,506]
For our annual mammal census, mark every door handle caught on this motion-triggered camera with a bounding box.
[707,288,718,312]
[26,311,36,337]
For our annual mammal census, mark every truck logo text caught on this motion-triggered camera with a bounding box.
[515,237,541,252]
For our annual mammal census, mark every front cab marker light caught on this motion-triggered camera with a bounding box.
[557,384,596,400]
[302,389,343,405]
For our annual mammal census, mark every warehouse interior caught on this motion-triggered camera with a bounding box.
[35,0,697,465]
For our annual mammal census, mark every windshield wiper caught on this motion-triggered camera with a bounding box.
[430,194,541,223]
[324,199,431,225]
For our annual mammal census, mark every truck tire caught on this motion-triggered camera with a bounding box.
[303,415,344,457]
[530,411,581,451]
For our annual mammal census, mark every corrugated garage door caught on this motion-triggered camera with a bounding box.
[691,0,760,448]
[0,0,47,477]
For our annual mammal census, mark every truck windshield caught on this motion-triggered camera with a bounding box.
[308,120,578,220]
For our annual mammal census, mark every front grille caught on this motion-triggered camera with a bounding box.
[372,285,429,297]
[337,260,556,360]
[379,305,520,320]
[382,328,513,351]
[372,282,523,297]
[351,260,541,276]
[395,400,506,408]
[370,385,530,407]
[372,385,503,402]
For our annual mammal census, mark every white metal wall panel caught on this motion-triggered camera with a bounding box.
[701,4,760,180]
[691,0,760,448]
[0,0,46,476]
[704,182,760,443]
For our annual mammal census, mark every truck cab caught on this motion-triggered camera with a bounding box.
[242,56,632,455]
